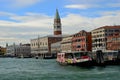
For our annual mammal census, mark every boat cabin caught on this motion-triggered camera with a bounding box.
[57,51,92,65]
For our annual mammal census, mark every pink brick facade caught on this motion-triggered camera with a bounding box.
[72,30,92,51]
[107,33,120,50]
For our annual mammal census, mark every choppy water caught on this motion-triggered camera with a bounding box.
[0,58,120,80]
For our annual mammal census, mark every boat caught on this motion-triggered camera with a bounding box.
[35,56,39,59]
[56,51,93,66]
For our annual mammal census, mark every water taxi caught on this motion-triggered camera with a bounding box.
[57,51,92,66]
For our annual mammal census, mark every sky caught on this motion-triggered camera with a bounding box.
[0,0,120,47]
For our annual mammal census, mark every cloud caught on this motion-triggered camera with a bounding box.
[65,0,104,9]
[62,11,120,34]
[11,0,42,8]
[0,0,42,9]
[65,4,91,9]
[62,14,94,33]
[93,14,120,27]
[0,12,53,46]
[10,13,52,22]
[0,10,120,47]
[0,37,22,41]
[0,12,53,28]
[67,0,104,4]
[67,0,119,4]
[0,37,29,47]
[100,11,120,16]
[107,3,120,7]
[65,0,120,9]
[0,12,15,17]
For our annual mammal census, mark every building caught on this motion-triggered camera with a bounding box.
[6,43,31,57]
[31,35,62,57]
[30,9,63,58]
[51,41,61,57]
[107,33,120,50]
[54,9,62,35]
[72,30,92,51]
[0,46,6,55]
[61,35,72,52]
[31,36,48,57]
[92,25,120,52]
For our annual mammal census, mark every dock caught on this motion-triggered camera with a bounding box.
[90,50,120,66]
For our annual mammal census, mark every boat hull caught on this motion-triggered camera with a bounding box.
[73,61,93,67]
[57,60,93,67]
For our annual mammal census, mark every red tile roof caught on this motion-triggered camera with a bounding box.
[93,25,120,31]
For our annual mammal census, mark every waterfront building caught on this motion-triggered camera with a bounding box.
[54,9,62,35]
[51,41,61,57]
[72,30,92,51]
[61,35,72,52]
[30,9,63,58]
[0,46,6,55]
[107,33,120,50]
[31,35,62,57]
[6,43,31,57]
[91,25,120,52]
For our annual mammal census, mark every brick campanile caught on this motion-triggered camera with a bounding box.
[54,9,62,35]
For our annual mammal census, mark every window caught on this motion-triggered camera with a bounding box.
[54,26,56,29]
[77,45,81,48]
[78,39,81,42]
[115,30,119,32]
[34,43,35,46]
[57,26,60,28]
[109,30,113,32]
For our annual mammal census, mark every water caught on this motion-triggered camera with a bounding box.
[0,58,120,80]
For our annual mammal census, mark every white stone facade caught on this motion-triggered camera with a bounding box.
[51,41,61,53]
[31,35,62,56]
[61,36,72,52]
[92,26,120,52]
[31,37,48,55]
[6,44,31,57]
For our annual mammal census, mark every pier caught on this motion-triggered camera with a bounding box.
[91,50,120,66]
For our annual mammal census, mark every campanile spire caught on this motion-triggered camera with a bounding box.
[53,9,62,35]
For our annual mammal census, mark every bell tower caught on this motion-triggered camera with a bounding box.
[54,9,62,35]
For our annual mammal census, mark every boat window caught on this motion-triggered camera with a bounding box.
[81,52,88,56]
[108,52,112,55]
[74,53,81,58]
[59,54,64,57]
[65,53,73,59]
[104,52,107,56]
[57,55,61,58]
[113,52,118,56]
